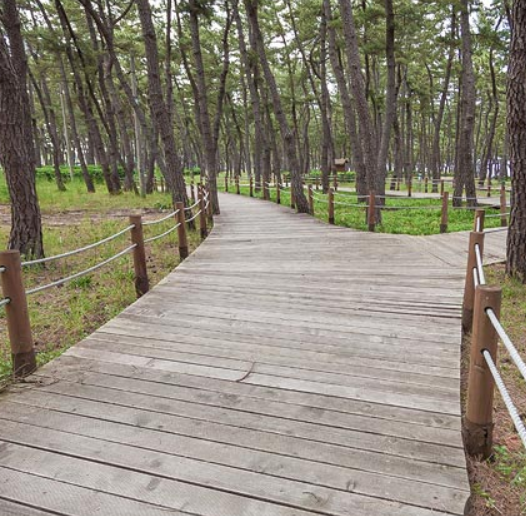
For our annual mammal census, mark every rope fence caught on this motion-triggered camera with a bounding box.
[463,209,526,458]
[0,184,213,378]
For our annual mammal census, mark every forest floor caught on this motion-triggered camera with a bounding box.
[464,264,526,516]
[0,179,203,383]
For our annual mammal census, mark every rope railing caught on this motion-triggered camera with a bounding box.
[25,244,137,296]
[143,223,181,244]
[463,210,526,458]
[186,209,202,223]
[184,199,200,211]
[483,351,526,449]
[21,224,135,267]
[0,185,214,378]
[142,209,179,226]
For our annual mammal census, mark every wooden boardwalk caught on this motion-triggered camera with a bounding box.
[0,193,507,515]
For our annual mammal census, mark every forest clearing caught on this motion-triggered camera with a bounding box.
[0,0,526,515]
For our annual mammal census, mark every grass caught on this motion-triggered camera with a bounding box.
[463,265,526,515]
[0,178,205,383]
[220,181,505,235]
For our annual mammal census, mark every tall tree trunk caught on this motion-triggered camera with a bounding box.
[506,1,526,280]
[338,0,377,195]
[431,10,455,193]
[135,0,187,206]
[244,0,309,213]
[0,0,44,257]
[453,0,477,207]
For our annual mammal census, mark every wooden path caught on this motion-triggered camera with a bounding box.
[0,193,507,515]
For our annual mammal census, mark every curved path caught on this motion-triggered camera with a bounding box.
[0,193,507,515]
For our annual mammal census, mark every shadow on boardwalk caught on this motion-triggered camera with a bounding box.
[0,192,507,515]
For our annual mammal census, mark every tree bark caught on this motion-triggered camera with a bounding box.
[453,0,477,207]
[0,0,44,257]
[506,1,526,280]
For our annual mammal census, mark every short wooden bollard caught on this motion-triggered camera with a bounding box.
[440,180,445,197]
[198,187,208,238]
[440,191,449,233]
[224,175,229,193]
[328,188,335,225]
[424,177,429,193]
[129,215,149,298]
[249,177,254,197]
[206,186,214,220]
[175,202,189,260]
[368,191,376,232]
[315,177,320,191]
[0,251,36,377]
[462,231,485,334]
[474,209,485,232]
[308,185,314,215]
[487,184,491,198]
[465,285,502,458]
[276,182,281,204]
[235,176,240,195]
[408,179,412,198]
[500,185,507,227]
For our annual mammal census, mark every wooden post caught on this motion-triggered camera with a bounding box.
[191,182,196,203]
[129,215,149,298]
[328,188,335,225]
[474,209,485,232]
[315,177,320,191]
[368,191,376,232]
[198,186,208,238]
[333,173,338,191]
[308,185,314,215]
[487,184,491,198]
[408,178,412,197]
[235,175,240,195]
[263,181,269,201]
[206,185,214,220]
[224,175,229,193]
[0,251,36,377]
[175,202,189,260]
[424,176,429,193]
[249,176,254,197]
[462,231,485,334]
[465,285,502,459]
[440,179,445,197]
[500,184,507,227]
[276,182,281,204]
[440,191,449,234]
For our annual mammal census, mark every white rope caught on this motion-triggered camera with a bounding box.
[473,267,479,288]
[142,210,179,226]
[484,226,509,234]
[483,350,526,449]
[22,225,135,267]
[25,244,136,296]
[144,223,181,244]
[0,266,5,273]
[184,199,200,211]
[0,298,10,308]
[474,244,486,285]
[186,210,202,223]
[486,308,526,383]
[333,200,368,208]
[485,212,510,218]
[205,200,210,210]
